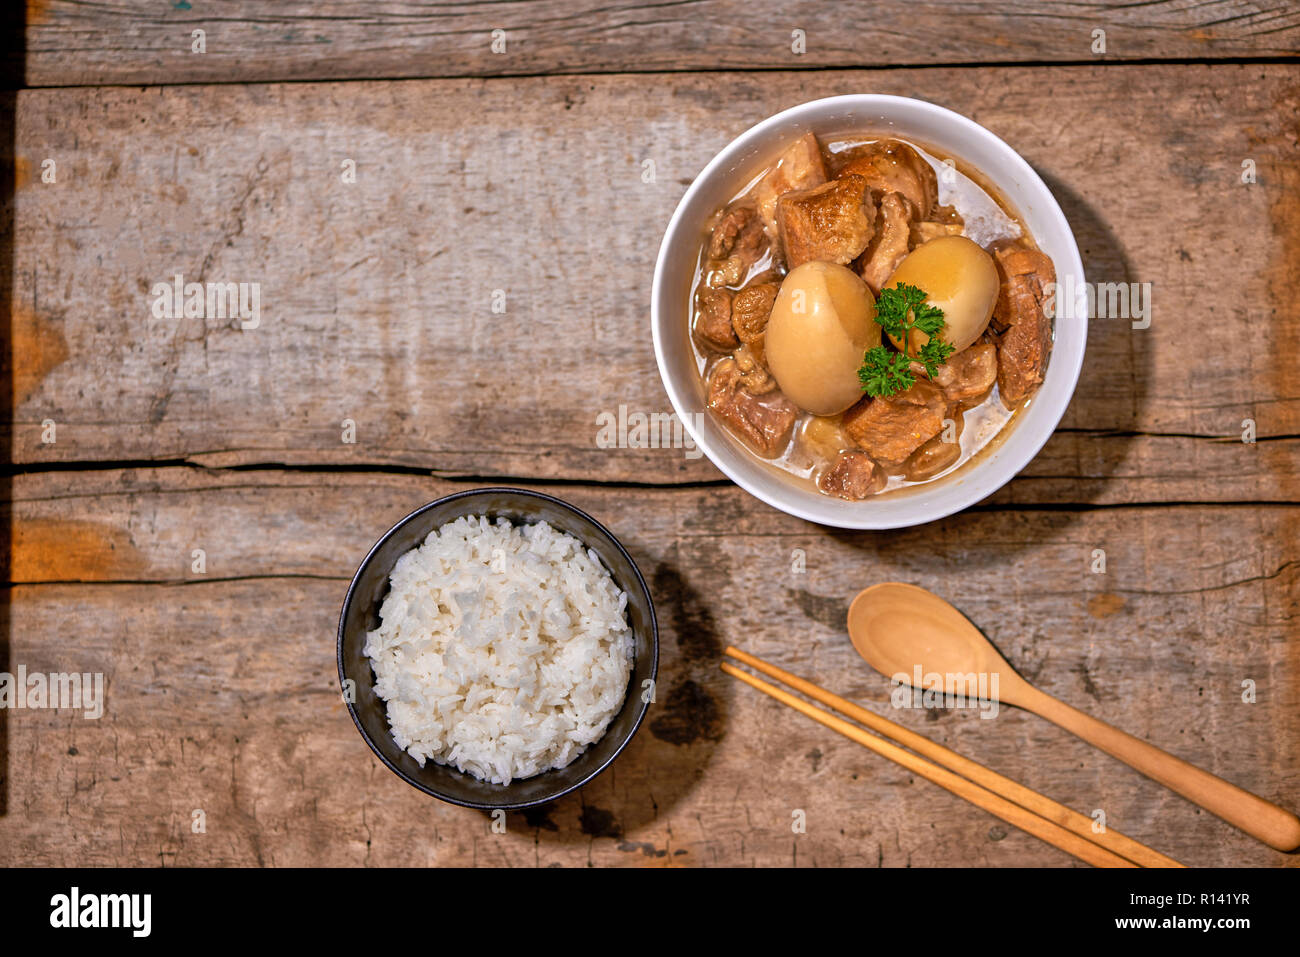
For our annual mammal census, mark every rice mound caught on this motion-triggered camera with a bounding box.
[363,515,635,785]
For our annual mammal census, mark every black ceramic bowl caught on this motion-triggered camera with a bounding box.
[337,487,658,809]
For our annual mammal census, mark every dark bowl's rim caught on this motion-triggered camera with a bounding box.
[336,486,660,810]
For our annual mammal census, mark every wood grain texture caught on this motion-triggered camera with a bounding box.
[7,64,1300,506]
[18,0,1300,88]
[5,42,1299,870]
[0,470,1296,866]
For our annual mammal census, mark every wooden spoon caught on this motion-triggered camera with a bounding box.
[847,582,1300,852]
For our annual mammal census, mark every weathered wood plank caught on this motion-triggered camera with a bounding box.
[18,0,1300,88]
[7,65,1299,505]
[1,472,1297,866]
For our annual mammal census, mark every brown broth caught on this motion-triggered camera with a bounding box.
[689,133,1049,498]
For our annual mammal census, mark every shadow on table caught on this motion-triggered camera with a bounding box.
[495,543,732,852]
[0,1,22,819]
[1035,169,1151,500]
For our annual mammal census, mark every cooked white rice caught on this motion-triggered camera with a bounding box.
[363,514,635,785]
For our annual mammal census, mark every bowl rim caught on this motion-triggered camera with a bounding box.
[651,93,1088,529]
[336,486,660,809]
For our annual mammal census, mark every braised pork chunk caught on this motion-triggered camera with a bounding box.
[991,243,1055,404]
[690,132,1055,500]
[818,451,881,500]
[694,288,737,351]
[753,133,828,239]
[707,358,798,457]
[857,190,913,294]
[842,380,947,464]
[777,174,876,269]
[837,140,938,220]
[933,341,997,401]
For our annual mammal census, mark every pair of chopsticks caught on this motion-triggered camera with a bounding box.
[721,646,1183,868]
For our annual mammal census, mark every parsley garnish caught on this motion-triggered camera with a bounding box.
[857,283,955,397]
[857,347,914,398]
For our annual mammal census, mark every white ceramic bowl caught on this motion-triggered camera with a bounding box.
[652,94,1086,529]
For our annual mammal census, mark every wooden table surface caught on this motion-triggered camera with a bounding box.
[2,1,1298,867]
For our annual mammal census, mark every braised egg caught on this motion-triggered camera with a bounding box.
[766,262,878,416]
[884,236,998,354]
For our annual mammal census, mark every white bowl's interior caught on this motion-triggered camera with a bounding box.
[651,95,1086,530]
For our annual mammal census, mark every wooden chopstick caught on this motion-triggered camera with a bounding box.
[725,647,1183,868]
[720,660,1132,868]
[721,651,1174,868]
